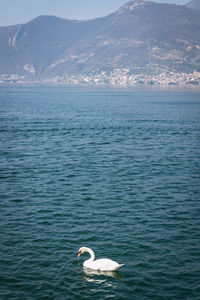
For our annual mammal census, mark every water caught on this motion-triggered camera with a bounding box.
[0,87,200,299]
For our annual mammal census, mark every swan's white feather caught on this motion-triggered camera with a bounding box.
[84,258,123,271]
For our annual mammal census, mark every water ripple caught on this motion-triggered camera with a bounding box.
[0,88,200,299]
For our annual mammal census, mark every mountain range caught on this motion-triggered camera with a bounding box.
[0,0,200,85]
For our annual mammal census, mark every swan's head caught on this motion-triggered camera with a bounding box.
[78,246,92,257]
[78,247,86,257]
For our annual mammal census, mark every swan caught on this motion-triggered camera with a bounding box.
[78,247,124,271]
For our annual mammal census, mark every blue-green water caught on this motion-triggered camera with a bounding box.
[0,87,200,299]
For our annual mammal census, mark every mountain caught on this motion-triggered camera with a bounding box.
[186,0,200,13]
[0,0,200,85]
[0,16,104,76]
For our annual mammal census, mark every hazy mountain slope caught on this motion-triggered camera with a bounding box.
[0,15,106,76]
[45,0,200,76]
[186,0,200,13]
[0,0,200,79]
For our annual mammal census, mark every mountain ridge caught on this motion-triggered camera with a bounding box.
[1,0,200,86]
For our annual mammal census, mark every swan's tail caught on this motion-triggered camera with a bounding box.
[116,264,124,270]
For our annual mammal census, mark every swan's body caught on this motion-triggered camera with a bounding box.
[78,247,124,271]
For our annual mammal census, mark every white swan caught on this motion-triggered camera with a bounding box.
[78,247,124,271]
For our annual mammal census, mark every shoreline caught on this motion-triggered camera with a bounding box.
[1,84,200,94]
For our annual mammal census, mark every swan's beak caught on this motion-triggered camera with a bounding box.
[78,251,82,257]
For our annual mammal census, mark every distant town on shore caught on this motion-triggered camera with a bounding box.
[1,69,200,87]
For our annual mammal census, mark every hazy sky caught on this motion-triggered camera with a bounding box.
[1,0,190,27]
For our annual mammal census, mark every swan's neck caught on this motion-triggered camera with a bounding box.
[85,247,95,261]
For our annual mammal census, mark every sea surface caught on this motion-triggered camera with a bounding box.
[0,87,200,299]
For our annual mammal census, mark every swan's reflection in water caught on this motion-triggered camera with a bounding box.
[83,267,123,284]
